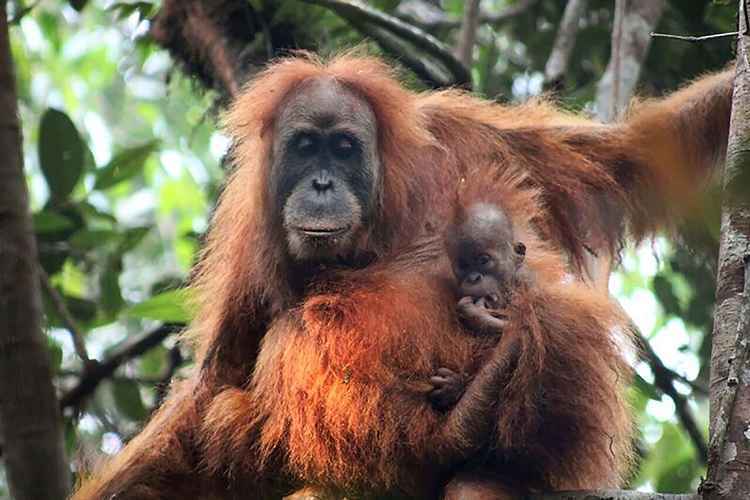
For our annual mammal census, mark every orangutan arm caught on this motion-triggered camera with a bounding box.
[71,382,206,500]
[430,332,521,464]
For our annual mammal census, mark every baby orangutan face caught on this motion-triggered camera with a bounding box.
[448,202,526,309]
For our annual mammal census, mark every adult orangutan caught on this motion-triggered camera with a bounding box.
[72,54,733,499]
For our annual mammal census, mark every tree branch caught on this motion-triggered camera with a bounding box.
[396,0,539,31]
[544,0,588,91]
[454,0,481,68]
[300,0,471,87]
[150,0,259,99]
[38,267,90,364]
[528,491,696,500]
[634,327,708,464]
[595,0,667,121]
[346,16,455,88]
[59,324,181,411]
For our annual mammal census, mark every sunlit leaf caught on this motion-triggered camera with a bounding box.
[94,140,160,190]
[38,108,85,201]
[126,289,193,323]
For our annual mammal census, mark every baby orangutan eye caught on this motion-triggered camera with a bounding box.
[477,254,492,266]
[514,242,526,256]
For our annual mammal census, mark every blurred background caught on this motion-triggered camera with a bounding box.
[1,0,737,496]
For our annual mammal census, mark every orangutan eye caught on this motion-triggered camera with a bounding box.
[514,242,526,256]
[477,254,492,266]
[330,133,357,159]
[294,133,319,156]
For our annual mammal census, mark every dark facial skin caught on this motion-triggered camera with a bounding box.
[430,202,526,410]
[272,77,380,265]
[449,203,525,308]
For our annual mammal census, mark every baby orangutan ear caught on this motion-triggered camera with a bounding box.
[513,242,526,269]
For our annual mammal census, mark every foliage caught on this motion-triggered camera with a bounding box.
[2,0,736,496]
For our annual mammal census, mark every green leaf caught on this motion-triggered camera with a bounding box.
[33,211,74,233]
[68,0,89,12]
[652,274,682,317]
[76,201,118,224]
[69,0,89,12]
[38,108,85,201]
[94,140,160,190]
[118,226,151,254]
[69,229,119,250]
[139,346,167,378]
[100,257,124,317]
[126,289,192,323]
[43,293,97,330]
[64,418,78,456]
[47,337,63,373]
[112,379,147,421]
[108,2,155,21]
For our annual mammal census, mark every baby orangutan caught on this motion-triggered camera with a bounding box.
[451,202,528,334]
[430,201,529,411]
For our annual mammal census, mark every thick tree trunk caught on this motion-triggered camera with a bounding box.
[704,4,750,498]
[595,0,667,121]
[0,3,69,499]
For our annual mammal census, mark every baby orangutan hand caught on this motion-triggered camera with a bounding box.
[429,367,468,411]
[457,295,508,336]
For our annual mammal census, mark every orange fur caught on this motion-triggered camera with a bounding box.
[194,171,632,498]
[72,53,732,499]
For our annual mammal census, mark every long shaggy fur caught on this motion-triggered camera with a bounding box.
[198,171,634,497]
[72,53,733,500]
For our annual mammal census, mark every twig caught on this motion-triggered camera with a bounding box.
[59,323,181,410]
[651,0,750,43]
[396,0,539,30]
[38,267,90,364]
[300,0,471,87]
[650,32,741,43]
[631,319,708,463]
